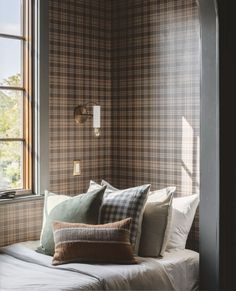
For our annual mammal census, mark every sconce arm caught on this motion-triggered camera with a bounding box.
[84,101,98,107]
[74,101,98,124]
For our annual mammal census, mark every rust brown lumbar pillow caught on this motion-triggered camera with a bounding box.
[52,218,137,265]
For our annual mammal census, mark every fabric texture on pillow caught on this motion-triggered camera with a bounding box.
[52,218,137,265]
[101,179,118,192]
[146,187,176,256]
[148,187,176,202]
[38,187,106,256]
[87,180,115,197]
[98,181,150,253]
[101,181,176,256]
[166,194,199,252]
[87,180,103,192]
[138,193,173,257]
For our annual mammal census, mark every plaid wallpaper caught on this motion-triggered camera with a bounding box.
[49,0,112,195]
[0,0,112,248]
[0,199,43,247]
[111,0,200,250]
[0,0,200,250]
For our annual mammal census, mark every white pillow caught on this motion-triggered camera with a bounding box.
[166,194,199,252]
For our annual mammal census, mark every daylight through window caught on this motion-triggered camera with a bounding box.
[0,0,32,193]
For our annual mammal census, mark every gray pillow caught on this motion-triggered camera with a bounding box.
[100,180,175,257]
[88,180,150,254]
[37,187,106,256]
[138,193,173,257]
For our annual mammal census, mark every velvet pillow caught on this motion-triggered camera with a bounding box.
[37,187,106,256]
[52,218,137,265]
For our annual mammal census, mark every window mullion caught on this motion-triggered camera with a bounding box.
[0,86,24,91]
[0,33,25,41]
[0,137,25,142]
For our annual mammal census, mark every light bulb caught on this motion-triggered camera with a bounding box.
[93,106,101,138]
[94,128,100,137]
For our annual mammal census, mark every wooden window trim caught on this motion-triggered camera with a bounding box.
[0,0,33,194]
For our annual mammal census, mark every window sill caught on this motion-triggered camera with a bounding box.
[0,194,44,205]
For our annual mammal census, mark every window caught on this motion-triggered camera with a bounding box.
[0,0,32,193]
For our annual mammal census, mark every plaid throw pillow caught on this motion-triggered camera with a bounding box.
[99,183,150,253]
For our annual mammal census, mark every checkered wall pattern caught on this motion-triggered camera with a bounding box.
[111,0,200,251]
[49,0,112,195]
[0,0,200,251]
[0,199,43,247]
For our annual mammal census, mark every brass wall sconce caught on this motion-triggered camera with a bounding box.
[74,102,101,137]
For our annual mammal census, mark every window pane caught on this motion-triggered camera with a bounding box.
[0,0,22,36]
[0,90,23,138]
[0,38,22,87]
[0,141,23,190]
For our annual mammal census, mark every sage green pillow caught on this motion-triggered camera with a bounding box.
[37,187,106,256]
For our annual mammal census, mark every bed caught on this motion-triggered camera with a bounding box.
[0,241,199,291]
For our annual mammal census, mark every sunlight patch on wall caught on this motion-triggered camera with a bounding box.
[181,116,193,195]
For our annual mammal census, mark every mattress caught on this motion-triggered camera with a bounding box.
[0,241,199,291]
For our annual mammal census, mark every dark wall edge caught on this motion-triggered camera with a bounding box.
[218,0,236,290]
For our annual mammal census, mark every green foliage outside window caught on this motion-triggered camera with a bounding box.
[0,74,22,190]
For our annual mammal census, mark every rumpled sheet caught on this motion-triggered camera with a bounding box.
[0,242,198,291]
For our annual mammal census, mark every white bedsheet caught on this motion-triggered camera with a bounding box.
[0,241,198,291]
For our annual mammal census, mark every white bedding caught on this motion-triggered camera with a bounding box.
[0,241,199,291]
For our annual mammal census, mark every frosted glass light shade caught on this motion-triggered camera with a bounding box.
[93,106,100,128]
[93,106,101,137]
